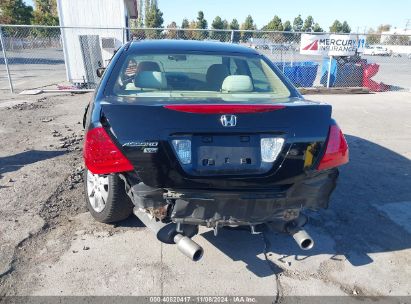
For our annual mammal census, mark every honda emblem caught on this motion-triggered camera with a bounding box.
[220,115,237,127]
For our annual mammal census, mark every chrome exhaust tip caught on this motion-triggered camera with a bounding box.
[291,228,314,250]
[174,234,204,261]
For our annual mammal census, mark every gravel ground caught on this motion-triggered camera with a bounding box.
[0,91,410,301]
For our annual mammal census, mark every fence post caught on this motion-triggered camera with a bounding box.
[0,26,14,94]
[326,55,333,88]
[230,30,234,43]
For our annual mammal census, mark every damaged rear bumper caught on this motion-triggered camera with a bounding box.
[126,169,338,227]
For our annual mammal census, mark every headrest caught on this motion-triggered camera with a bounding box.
[135,61,161,73]
[221,75,253,93]
[134,71,167,89]
[206,64,230,91]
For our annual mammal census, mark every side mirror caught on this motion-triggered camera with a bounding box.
[96,68,106,78]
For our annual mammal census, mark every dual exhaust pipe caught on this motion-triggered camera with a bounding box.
[286,223,314,250]
[174,233,204,261]
[172,225,314,258]
[135,208,314,262]
[134,209,204,261]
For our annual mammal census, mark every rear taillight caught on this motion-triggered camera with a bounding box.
[317,124,349,170]
[83,127,134,174]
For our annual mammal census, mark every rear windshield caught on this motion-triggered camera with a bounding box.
[105,52,292,100]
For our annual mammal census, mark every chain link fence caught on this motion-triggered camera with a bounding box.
[1,24,410,93]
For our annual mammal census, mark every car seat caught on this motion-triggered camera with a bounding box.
[206,64,229,91]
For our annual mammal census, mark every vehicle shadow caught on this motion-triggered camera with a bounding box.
[201,227,282,277]
[200,135,411,277]
[0,150,67,178]
[115,216,146,228]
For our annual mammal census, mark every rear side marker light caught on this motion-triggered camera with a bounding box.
[83,127,134,174]
[172,139,191,164]
[164,104,285,114]
[317,124,349,170]
[261,137,285,162]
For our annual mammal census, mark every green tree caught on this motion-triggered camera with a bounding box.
[302,15,314,32]
[144,0,150,26]
[282,20,292,32]
[312,23,324,32]
[179,18,189,39]
[230,18,240,43]
[136,0,143,26]
[186,20,197,40]
[195,11,208,40]
[0,0,33,25]
[165,21,178,39]
[32,0,59,25]
[264,15,283,31]
[196,11,208,29]
[210,16,226,41]
[341,21,351,33]
[241,15,256,30]
[263,16,286,43]
[283,20,295,43]
[281,20,294,41]
[211,16,224,29]
[329,20,343,33]
[240,15,256,42]
[145,2,163,38]
[219,19,231,41]
[145,6,163,28]
[181,18,189,29]
[34,0,57,15]
[293,14,303,32]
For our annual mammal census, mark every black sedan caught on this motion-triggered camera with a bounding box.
[82,40,348,261]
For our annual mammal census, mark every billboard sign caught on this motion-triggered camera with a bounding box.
[300,33,366,56]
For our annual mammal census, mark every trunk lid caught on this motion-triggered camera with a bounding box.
[100,97,332,189]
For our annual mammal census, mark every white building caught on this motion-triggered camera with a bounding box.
[57,0,139,87]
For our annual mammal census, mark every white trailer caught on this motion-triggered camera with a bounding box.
[56,0,138,87]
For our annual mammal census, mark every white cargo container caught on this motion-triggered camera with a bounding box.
[56,0,139,87]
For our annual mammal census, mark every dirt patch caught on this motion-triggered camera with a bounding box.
[0,93,90,295]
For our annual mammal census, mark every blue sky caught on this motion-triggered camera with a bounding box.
[24,0,411,31]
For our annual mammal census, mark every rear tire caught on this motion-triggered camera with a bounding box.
[84,169,134,223]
